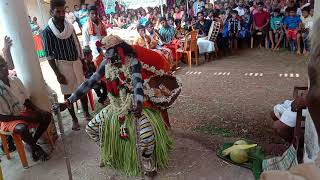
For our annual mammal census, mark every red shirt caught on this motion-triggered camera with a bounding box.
[253,10,270,28]
[94,53,104,69]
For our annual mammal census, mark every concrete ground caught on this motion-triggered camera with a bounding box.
[1,49,307,179]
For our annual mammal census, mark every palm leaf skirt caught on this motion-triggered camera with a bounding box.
[98,106,173,176]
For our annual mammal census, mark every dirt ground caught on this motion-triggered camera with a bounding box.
[1,49,308,179]
[170,49,308,151]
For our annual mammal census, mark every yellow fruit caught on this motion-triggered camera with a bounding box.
[230,149,249,164]
[234,140,248,145]
[222,144,257,156]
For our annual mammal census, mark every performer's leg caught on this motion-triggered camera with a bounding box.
[139,116,156,174]
[85,114,102,143]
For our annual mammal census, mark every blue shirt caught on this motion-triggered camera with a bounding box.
[79,9,89,26]
[159,26,176,44]
[284,16,301,30]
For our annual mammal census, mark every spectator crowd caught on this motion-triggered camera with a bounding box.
[62,0,315,59]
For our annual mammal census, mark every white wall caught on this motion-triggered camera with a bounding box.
[315,0,320,20]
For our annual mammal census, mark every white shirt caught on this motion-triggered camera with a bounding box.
[82,22,104,58]
[193,1,205,15]
[8,76,30,106]
[65,12,76,24]
[0,76,29,115]
[234,7,245,16]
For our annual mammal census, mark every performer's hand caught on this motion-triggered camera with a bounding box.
[132,101,143,118]
[3,36,13,51]
[59,100,72,112]
[56,73,67,84]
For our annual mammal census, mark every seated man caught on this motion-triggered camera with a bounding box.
[272,96,307,142]
[283,7,302,54]
[158,17,181,61]
[158,17,176,45]
[269,8,284,50]
[0,55,51,161]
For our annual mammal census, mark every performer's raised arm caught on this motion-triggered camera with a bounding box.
[131,58,144,105]
[68,59,107,104]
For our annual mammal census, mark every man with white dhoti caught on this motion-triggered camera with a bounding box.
[42,0,91,131]
[82,5,107,58]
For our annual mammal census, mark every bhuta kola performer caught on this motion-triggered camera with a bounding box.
[58,35,182,176]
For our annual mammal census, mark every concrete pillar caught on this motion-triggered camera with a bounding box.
[315,0,320,20]
[0,0,50,111]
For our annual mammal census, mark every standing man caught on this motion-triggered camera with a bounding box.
[42,0,91,131]
[82,5,107,58]
[73,5,81,28]
[234,0,245,17]
[65,6,81,34]
[79,4,89,28]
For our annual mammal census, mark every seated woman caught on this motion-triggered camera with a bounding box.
[133,25,157,49]
[135,24,175,69]
[58,35,173,177]
[194,12,215,61]
[175,19,185,39]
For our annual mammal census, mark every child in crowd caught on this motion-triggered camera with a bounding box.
[228,10,241,50]
[283,7,302,54]
[270,8,284,50]
[253,1,270,48]
[222,10,231,54]
[301,6,313,55]
[83,48,108,104]
[175,19,185,38]
[168,16,175,27]
[239,6,252,46]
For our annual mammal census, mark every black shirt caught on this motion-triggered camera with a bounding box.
[195,20,212,36]
[42,26,78,61]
